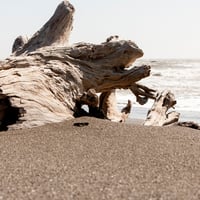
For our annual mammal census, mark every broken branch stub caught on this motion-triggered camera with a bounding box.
[13,0,74,56]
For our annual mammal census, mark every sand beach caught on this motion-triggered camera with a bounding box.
[0,0,200,199]
[0,117,200,199]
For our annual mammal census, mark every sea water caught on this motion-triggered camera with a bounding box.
[116,59,200,123]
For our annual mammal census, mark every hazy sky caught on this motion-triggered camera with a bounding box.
[0,0,200,59]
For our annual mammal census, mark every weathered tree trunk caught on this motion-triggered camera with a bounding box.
[144,90,180,126]
[0,0,159,130]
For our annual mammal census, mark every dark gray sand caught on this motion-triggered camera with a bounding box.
[0,117,200,199]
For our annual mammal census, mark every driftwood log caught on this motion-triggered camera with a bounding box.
[0,0,157,130]
[0,1,180,130]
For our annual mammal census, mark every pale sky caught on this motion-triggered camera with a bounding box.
[0,0,200,59]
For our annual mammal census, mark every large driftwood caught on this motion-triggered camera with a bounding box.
[0,0,159,130]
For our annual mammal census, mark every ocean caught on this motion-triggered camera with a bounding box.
[116,59,200,124]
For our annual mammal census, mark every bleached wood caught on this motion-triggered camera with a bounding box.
[144,90,180,126]
[0,0,158,129]
[13,0,74,56]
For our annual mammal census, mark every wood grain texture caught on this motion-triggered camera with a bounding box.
[0,1,176,129]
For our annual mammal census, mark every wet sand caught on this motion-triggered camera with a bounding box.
[0,117,200,199]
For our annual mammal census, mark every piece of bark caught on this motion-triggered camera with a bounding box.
[177,122,200,130]
[0,1,156,130]
[144,90,180,126]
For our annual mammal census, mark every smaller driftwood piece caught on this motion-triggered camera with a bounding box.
[144,90,180,126]
[143,86,200,130]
